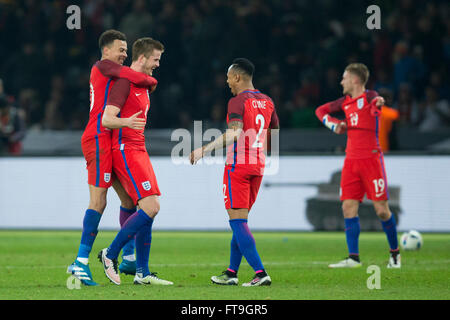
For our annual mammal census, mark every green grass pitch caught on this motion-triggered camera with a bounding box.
[0,230,448,300]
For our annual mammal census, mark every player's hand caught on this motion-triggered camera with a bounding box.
[374,96,385,107]
[189,147,204,165]
[370,97,384,117]
[149,84,157,94]
[126,111,146,130]
[335,121,347,134]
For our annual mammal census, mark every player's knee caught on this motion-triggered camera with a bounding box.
[342,201,358,218]
[120,198,135,210]
[88,199,107,214]
[373,201,390,220]
[142,205,159,218]
[150,202,160,217]
[88,186,108,213]
[375,207,390,220]
[138,197,160,218]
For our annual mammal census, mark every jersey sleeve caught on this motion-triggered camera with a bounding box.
[227,96,245,123]
[95,60,121,78]
[107,78,130,109]
[315,96,345,120]
[95,60,157,88]
[366,90,382,117]
[366,90,379,103]
[269,108,280,128]
[315,96,346,131]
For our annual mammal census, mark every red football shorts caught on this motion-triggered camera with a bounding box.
[223,164,263,211]
[340,154,389,202]
[81,135,113,188]
[112,148,161,205]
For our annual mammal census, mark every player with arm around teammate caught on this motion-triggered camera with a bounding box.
[67,30,158,286]
[190,58,280,286]
[315,63,401,269]
[98,37,173,286]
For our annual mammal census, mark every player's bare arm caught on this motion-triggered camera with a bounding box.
[102,105,146,130]
[190,120,243,165]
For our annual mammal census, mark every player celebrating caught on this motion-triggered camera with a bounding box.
[98,37,173,286]
[67,30,158,286]
[315,63,401,269]
[190,58,280,286]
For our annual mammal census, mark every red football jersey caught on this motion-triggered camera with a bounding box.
[107,78,150,151]
[81,60,157,143]
[226,89,279,168]
[324,90,381,159]
[81,61,116,143]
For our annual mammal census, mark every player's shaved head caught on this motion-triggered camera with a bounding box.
[98,29,127,51]
[345,63,369,86]
[229,58,255,80]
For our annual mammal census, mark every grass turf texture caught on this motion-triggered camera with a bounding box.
[0,231,448,300]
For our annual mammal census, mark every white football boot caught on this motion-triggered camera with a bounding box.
[211,271,239,285]
[134,272,173,285]
[242,272,272,287]
[387,253,401,269]
[98,248,120,285]
[328,257,362,268]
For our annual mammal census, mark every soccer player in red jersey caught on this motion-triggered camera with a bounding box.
[67,30,158,286]
[98,37,173,286]
[190,58,280,286]
[315,63,401,269]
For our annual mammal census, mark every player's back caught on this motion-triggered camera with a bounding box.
[81,61,115,142]
[227,90,277,168]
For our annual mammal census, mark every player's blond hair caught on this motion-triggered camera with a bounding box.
[345,63,370,86]
[132,37,164,62]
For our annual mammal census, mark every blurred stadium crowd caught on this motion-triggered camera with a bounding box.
[0,0,449,144]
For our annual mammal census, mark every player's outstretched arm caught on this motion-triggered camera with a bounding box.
[119,67,158,89]
[190,120,243,165]
[96,60,158,88]
[102,105,146,130]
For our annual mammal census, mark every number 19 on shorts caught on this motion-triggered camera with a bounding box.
[373,178,385,198]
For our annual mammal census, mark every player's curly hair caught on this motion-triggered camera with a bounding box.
[98,29,127,51]
[345,63,370,86]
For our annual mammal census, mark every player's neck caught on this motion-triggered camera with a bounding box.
[350,87,365,99]
[237,83,255,95]
[130,62,143,73]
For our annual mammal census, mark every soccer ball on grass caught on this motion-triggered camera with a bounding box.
[400,230,423,250]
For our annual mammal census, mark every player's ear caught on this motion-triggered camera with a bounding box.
[102,46,108,57]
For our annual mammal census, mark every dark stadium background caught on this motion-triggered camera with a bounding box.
[0,0,448,157]
[0,0,449,231]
